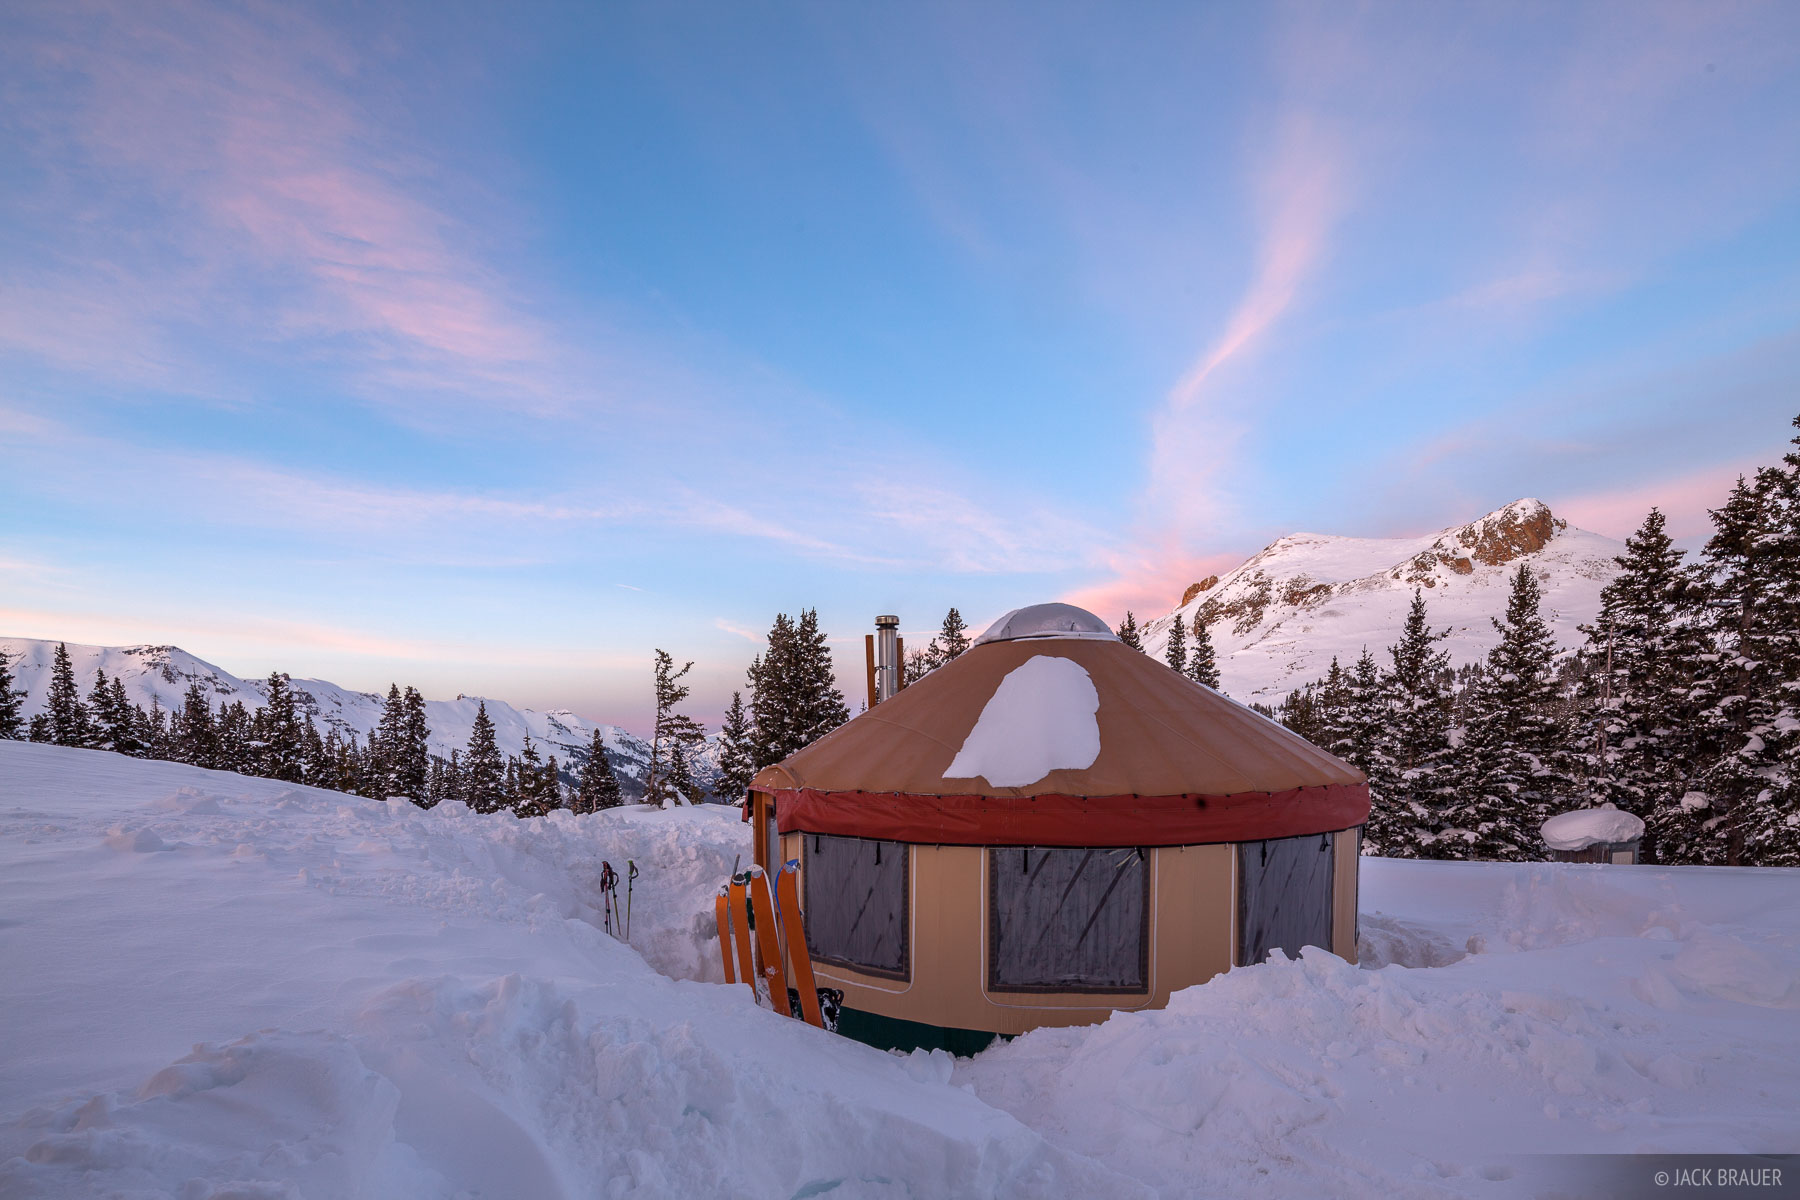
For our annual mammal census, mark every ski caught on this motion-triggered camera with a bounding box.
[746,867,790,1016]
[728,875,758,1002]
[714,888,737,985]
[776,860,825,1028]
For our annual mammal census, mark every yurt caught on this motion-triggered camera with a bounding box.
[747,603,1370,1054]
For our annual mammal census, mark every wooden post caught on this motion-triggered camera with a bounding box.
[865,633,877,709]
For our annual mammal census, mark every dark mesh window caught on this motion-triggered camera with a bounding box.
[803,834,908,978]
[988,847,1148,993]
[1238,832,1335,966]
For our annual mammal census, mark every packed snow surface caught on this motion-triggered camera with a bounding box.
[944,654,1101,788]
[1541,804,1647,851]
[4,743,1799,1198]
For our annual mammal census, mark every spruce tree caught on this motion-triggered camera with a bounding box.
[1447,566,1571,860]
[514,735,543,816]
[425,755,447,808]
[259,673,304,783]
[1578,507,1699,861]
[86,669,116,751]
[216,701,253,775]
[716,691,756,802]
[577,728,623,812]
[746,610,846,772]
[463,701,506,814]
[46,643,89,748]
[645,650,706,806]
[396,686,430,802]
[176,683,217,768]
[1116,611,1144,651]
[1187,614,1221,689]
[372,684,406,796]
[302,717,330,787]
[1663,471,1796,865]
[792,609,848,747]
[0,648,24,739]
[1384,591,1455,852]
[1163,613,1188,676]
[666,742,697,805]
[107,677,139,756]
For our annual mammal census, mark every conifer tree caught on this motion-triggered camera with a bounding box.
[216,701,254,775]
[139,697,168,760]
[29,713,52,742]
[444,749,465,808]
[1116,611,1143,651]
[514,735,543,816]
[0,648,24,739]
[463,701,506,814]
[938,608,971,662]
[46,643,89,747]
[1384,591,1455,852]
[645,650,706,805]
[577,728,623,812]
[302,717,331,786]
[424,755,447,808]
[86,669,116,751]
[792,609,848,746]
[1163,614,1188,676]
[106,677,139,756]
[1662,470,1797,865]
[716,691,756,802]
[175,683,217,768]
[372,683,405,796]
[1578,507,1699,859]
[1447,566,1571,860]
[1187,614,1221,689]
[666,741,697,805]
[395,686,430,801]
[746,610,847,772]
[258,672,304,783]
[502,757,520,810]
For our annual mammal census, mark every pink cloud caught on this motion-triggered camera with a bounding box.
[2,2,574,414]
[1553,457,1765,542]
[1062,546,1246,627]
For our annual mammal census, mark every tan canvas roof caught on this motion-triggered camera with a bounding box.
[753,634,1364,799]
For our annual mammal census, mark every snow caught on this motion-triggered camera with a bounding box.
[944,655,1102,787]
[1143,500,1624,702]
[4,743,1800,1198]
[1541,804,1646,851]
[973,602,1118,646]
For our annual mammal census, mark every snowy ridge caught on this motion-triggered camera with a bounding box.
[3,744,1798,1197]
[1146,499,1624,700]
[0,637,723,799]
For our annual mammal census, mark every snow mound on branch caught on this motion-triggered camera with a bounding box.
[1541,804,1645,851]
[944,655,1101,788]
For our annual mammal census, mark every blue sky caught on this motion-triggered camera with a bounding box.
[3,0,1798,731]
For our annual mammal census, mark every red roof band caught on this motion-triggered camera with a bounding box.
[774,782,1372,848]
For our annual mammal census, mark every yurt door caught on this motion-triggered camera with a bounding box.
[1237,832,1335,966]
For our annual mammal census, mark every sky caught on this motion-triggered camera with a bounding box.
[3,0,1799,732]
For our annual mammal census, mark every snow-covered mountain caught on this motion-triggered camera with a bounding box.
[1146,499,1624,702]
[0,638,724,800]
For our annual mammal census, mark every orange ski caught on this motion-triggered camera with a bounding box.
[728,877,758,1001]
[747,868,790,1015]
[776,861,824,1028]
[714,889,737,985]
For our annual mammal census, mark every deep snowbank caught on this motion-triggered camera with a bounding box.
[0,743,1130,1199]
[2,742,1797,1198]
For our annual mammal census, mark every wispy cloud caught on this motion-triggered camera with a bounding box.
[1554,457,1766,543]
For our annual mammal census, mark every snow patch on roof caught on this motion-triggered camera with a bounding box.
[1541,803,1645,851]
[944,655,1101,788]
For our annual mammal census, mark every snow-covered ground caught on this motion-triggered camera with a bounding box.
[3,742,1797,1198]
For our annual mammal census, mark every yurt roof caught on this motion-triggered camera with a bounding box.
[756,604,1368,848]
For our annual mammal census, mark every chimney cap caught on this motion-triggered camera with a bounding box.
[874,614,900,628]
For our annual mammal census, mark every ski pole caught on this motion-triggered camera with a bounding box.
[626,860,639,941]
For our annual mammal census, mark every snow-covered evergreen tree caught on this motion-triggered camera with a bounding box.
[1384,592,1455,853]
[792,609,848,746]
[1576,507,1699,860]
[747,610,846,771]
[462,701,506,814]
[395,686,430,802]
[174,683,217,768]
[577,728,623,812]
[258,673,304,784]
[85,669,115,751]
[1116,611,1144,651]
[216,701,254,775]
[716,690,755,802]
[45,643,90,748]
[1446,566,1571,861]
[667,742,697,805]
[1187,613,1221,689]
[0,648,25,739]
[106,677,140,756]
